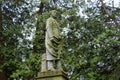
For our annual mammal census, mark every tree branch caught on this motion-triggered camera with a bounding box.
[100,0,119,26]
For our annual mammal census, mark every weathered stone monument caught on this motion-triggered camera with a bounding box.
[36,10,68,80]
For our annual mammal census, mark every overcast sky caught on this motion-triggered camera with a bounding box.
[105,0,120,7]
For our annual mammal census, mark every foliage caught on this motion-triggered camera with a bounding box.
[60,1,120,80]
[0,0,120,80]
[1,0,36,79]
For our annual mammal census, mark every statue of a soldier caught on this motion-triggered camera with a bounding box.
[45,10,62,71]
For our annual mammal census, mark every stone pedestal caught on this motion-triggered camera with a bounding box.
[36,71,68,80]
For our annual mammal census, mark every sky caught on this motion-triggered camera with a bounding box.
[104,0,120,7]
[91,0,120,7]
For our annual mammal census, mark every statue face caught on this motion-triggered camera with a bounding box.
[51,10,58,18]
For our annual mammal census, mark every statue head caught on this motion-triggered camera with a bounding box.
[50,10,58,18]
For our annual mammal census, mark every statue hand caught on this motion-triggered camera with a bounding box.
[57,37,62,41]
[50,37,59,45]
[53,36,61,42]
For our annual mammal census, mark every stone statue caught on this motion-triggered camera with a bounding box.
[41,10,62,72]
[41,53,47,72]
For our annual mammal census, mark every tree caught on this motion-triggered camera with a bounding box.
[0,1,6,80]
[1,0,120,79]
[30,0,120,79]
[0,0,35,79]
[59,0,120,80]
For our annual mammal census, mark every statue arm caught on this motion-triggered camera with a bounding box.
[46,18,61,44]
[46,19,53,39]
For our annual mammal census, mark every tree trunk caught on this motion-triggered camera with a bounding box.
[33,1,46,53]
[0,2,2,32]
[0,72,5,80]
[0,2,6,80]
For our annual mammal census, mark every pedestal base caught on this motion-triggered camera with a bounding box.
[36,71,68,80]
